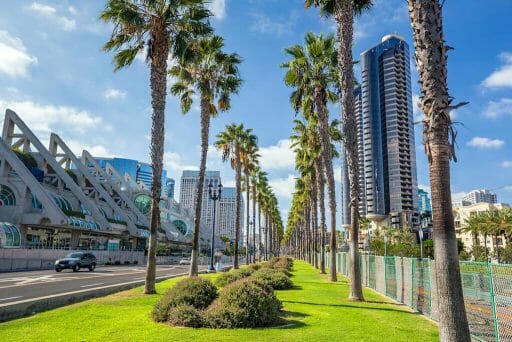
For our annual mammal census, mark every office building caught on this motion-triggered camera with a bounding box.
[418,189,432,214]
[166,178,175,199]
[341,34,419,229]
[218,187,244,241]
[179,170,243,237]
[463,189,497,205]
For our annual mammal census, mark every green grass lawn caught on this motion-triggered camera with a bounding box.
[0,261,438,341]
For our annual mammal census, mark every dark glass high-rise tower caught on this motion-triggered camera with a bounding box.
[341,34,419,229]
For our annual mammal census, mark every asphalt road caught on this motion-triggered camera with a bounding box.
[0,264,199,307]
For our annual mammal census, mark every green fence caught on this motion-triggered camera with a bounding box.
[327,252,512,342]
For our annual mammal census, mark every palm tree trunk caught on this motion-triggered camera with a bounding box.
[234,147,242,269]
[252,182,257,263]
[245,171,250,264]
[316,159,326,274]
[189,97,210,277]
[408,1,471,340]
[311,178,319,268]
[144,28,169,295]
[258,202,262,261]
[333,0,363,301]
[315,90,337,282]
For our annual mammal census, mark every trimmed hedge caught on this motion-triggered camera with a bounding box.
[205,278,282,328]
[167,304,204,328]
[215,268,252,287]
[152,277,217,322]
[251,268,293,290]
[247,263,262,273]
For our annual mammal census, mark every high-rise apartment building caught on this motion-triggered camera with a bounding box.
[341,34,419,229]
[179,170,243,239]
[462,189,497,205]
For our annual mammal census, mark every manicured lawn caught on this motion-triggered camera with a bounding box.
[0,261,438,341]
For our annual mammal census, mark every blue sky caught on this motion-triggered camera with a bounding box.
[0,0,511,225]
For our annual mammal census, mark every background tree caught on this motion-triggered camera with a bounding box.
[100,0,211,294]
[241,134,259,264]
[408,0,470,339]
[170,35,242,276]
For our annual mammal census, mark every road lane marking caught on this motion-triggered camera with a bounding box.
[132,277,145,280]
[0,296,22,301]
[80,283,104,288]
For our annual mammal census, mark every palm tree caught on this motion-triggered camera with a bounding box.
[240,134,259,264]
[100,0,211,294]
[250,166,262,262]
[407,0,470,339]
[170,35,242,276]
[215,124,251,268]
[255,170,269,260]
[305,0,373,301]
[282,32,339,281]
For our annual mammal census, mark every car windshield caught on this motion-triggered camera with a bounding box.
[65,253,83,258]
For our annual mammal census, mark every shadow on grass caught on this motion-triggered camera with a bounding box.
[281,300,416,314]
[297,280,348,286]
[270,310,309,330]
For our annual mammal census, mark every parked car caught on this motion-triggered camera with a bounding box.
[55,252,96,272]
[179,258,191,265]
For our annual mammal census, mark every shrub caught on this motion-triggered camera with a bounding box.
[247,263,262,273]
[167,304,204,328]
[133,260,138,264]
[205,278,282,328]
[215,268,251,287]
[152,277,217,322]
[124,260,131,265]
[114,260,121,265]
[251,268,293,290]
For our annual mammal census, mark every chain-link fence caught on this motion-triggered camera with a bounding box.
[327,252,512,342]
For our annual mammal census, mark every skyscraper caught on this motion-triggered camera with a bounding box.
[179,170,243,238]
[418,188,432,213]
[463,189,497,205]
[341,34,419,229]
[166,178,175,199]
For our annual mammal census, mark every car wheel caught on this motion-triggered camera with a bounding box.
[89,263,96,271]
[55,267,62,272]
[72,264,80,272]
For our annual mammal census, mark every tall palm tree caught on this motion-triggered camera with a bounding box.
[282,32,339,281]
[100,0,211,294]
[305,0,373,301]
[255,170,269,260]
[215,124,251,268]
[250,166,262,261]
[241,135,259,264]
[170,35,242,276]
[407,0,470,339]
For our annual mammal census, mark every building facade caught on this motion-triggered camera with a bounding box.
[454,202,510,255]
[166,178,175,199]
[463,189,498,205]
[418,188,432,213]
[179,170,243,240]
[341,34,419,230]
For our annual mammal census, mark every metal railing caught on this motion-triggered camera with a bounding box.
[323,252,512,342]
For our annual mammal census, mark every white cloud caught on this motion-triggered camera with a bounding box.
[0,98,105,135]
[207,0,226,20]
[501,161,512,168]
[164,151,198,179]
[483,98,512,119]
[451,191,467,201]
[259,139,295,170]
[418,184,431,193]
[482,52,512,89]
[268,174,296,199]
[68,6,77,15]
[467,136,505,149]
[66,139,111,158]
[412,94,423,121]
[104,88,127,100]
[0,31,38,78]
[26,2,76,31]
[504,185,512,192]
[250,13,295,36]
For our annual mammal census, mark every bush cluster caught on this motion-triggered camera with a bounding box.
[153,257,294,329]
[215,268,252,287]
[205,278,282,328]
[152,277,217,322]
[251,268,293,290]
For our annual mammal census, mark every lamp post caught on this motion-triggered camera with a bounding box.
[418,227,424,260]
[208,180,222,272]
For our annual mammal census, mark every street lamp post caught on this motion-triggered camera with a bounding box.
[208,180,222,272]
[418,227,424,260]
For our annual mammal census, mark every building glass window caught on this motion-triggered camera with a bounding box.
[0,184,16,206]
[134,194,152,215]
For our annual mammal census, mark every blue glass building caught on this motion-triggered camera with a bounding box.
[418,188,432,214]
[95,157,168,196]
[166,178,175,199]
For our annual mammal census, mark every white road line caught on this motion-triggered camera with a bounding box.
[80,283,104,288]
[132,277,145,280]
[0,296,22,301]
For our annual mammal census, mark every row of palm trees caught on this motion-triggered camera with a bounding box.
[214,124,284,269]
[461,208,512,259]
[285,0,471,339]
[100,0,282,294]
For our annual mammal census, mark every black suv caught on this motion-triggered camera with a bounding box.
[55,252,97,272]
